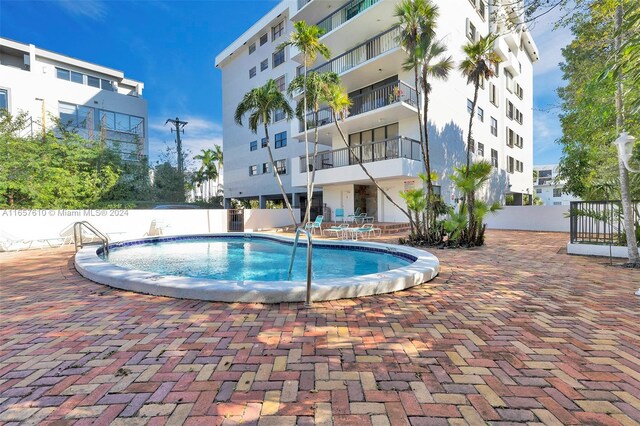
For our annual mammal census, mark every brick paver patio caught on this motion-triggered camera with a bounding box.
[1,230,639,425]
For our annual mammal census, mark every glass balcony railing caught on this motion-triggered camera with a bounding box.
[310,26,401,75]
[316,0,381,35]
[299,136,422,172]
[297,0,311,11]
[299,80,417,132]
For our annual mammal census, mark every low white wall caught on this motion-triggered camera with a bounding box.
[567,243,629,258]
[484,205,570,232]
[0,209,300,246]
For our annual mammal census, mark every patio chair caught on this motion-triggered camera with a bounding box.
[334,208,345,222]
[349,225,374,240]
[304,215,324,235]
[0,231,34,252]
[361,223,381,237]
[354,212,374,224]
[347,207,361,222]
[324,223,349,239]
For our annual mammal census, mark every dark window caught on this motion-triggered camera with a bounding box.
[56,68,70,80]
[250,141,257,151]
[490,117,498,136]
[507,156,514,173]
[477,142,484,157]
[553,188,562,197]
[261,138,268,148]
[249,165,257,176]
[469,137,475,153]
[272,21,284,40]
[275,75,286,92]
[467,99,473,114]
[275,159,287,174]
[87,76,100,88]
[274,109,286,122]
[489,83,498,106]
[262,162,269,174]
[478,107,484,122]
[70,71,83,84]
[249,43,256,54]
[274,131,287,148]
[261,59,268,71]
[249,67,256,79]
[273,49,285,68]
[506,100,514,119]
[101,79,114,91]
[260,33,268,46]
[491,149,498,167]
[0,89,7,111]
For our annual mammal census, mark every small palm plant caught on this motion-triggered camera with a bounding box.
[234,79,297,227]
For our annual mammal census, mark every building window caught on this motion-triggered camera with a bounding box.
[477,107,484,122]
[466,19,476,41]
[515,108,523,124]
[260,33,268,46]
[506,100,514,119]
[87,76,100,88]
[275,75,286,92]
[506,127,514,147]
[478,0,486,19]
[516,160,523,172]
[249,165,258,176]
[491,149,498,167]
[469,137,475,153]
[505,70,513,93]
[274,108,286,122]
[274,131,287,148]
[515,134,523,148]
[489,83,498,106]
[56,67,70,80]
[101,79,114,91]
[261,58,269,71]
[272,21,285,40]
[70,71,83,84]
[250,141,257,151]
[249,43,256,54]
[553,188,562,197]
[553,201,562,205]
[262,162,270,174]
[507,156,515,173]
[467,99,473,114]
[249,67,256,79]
[536,188,542,194]
[261,137,268,148]
[273,49,285,68]
[490,117,498,136]
[515,83,524,99]
[275,159,287,175]
[0,89,8,111]
[477,142,484,157]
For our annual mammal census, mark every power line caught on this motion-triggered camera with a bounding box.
[165,117,188,174]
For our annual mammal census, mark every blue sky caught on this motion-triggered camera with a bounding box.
[1,0,571,166]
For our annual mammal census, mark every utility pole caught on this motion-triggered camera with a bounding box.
[165,117,188,174]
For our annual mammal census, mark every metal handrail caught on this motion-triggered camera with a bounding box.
[316,0,381,35]
[73,221,110,254]
[287,227,313,308]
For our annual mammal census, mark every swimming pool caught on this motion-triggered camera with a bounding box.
[75,233,439,303]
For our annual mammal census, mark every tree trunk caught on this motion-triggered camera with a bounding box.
[264,122,298,228]
[465,80,481,244]
[307,107,321,222]
[332,112,417,231]
[614,3,640,266]
[421,70,434,240]
[302,53,312,226]
[414,65,427,239]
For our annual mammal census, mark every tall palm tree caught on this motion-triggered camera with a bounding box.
[323,82,417,231]
[288,71,339,219]
[459,33,501,244]
[279,21,331,224]
[212,144,223,196]
[194,148,218,202]
[234,79,297,227]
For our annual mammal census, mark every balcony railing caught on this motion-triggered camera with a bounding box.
[569,200,640,246]
[310,26,401,75]
[299,80,416,132]
[316,0,381,35]
[299,136,421,172]
[298,0,311,11]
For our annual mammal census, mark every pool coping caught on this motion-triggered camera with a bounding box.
[74,233,439,303]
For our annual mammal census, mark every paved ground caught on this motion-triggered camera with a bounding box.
[0,230,639,425]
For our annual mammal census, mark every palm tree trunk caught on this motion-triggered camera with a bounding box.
[332,112,417,231]
[302,52,312,226]
[308,108,321,220]
[421,70,434,240]
[614,3,640,266]
[466,81,480,244]
[264,122,298,228]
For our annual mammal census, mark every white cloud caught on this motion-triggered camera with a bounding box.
[53,0,108,20]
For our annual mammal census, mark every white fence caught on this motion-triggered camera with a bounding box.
[0,209,299,249]
[484,205,570,233]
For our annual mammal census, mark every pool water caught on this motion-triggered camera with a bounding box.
[102,237,412,282]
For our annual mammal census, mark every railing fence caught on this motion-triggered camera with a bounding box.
[569,200,639,246]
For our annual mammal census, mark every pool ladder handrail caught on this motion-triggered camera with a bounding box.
[73,221,110,254]
[287,227,313,308]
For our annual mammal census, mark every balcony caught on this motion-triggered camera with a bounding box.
[291,137,423,187]
[298,80,416,133]
[316,0,381,35]
[298,0,311,10]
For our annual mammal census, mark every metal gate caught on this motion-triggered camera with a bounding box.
[227,209,244,232]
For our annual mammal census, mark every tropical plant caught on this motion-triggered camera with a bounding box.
[194,148,219,202]
[213,144,223,192]
[279,20,331,225]
[322,82,417,232]
[234,79,297,227]
[459,33,501,244]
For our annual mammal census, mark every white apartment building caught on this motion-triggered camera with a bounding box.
[216,0,538,222]
[0,37,148,160]
[534,164,580,206]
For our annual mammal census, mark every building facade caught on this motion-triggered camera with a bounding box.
[0,37,148,160]
[533,164,581,206]
[216,0,538,221]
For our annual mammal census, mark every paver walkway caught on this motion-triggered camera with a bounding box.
[0,230,639,425]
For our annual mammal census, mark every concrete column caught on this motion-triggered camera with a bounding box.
[259,195,267,209]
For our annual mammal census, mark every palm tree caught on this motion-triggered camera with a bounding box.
[288,71,339,220]
[322,82,417,231]
[194,148,218,202]
[212,144,223,196]
[459,33,501,244]
[279,21,331,225]
[234,79,297,227]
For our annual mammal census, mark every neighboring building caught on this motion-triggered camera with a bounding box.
[533,164,580,206]
[215,0,538,221]
[0,37,148,161]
